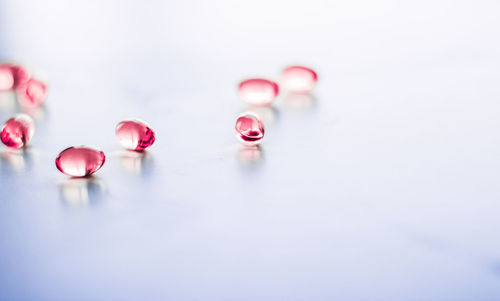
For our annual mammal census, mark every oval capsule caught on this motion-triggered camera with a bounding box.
[0,63,30,90]
[235,113,265,146]
[55,146,106,177]
[280,66,317,92]
[115,119,155,151]
[1,114,35,149]
[17,78,47,108]
[238,78,279,106]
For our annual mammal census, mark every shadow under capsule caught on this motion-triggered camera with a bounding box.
[237,145,264,169]
[283,92,317,112]
[0,91,17,115]
[59,176,106,206]
[0,91,48,122]
[119,150,154,176]
[0,147,34,174]
[241,105,280,125]
[20,104,48,123]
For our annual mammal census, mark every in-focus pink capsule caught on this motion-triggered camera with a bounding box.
[238,78,279,106]
[235,113,265,146]
[1,114,35,149]
[280,66,318,92]
[0,64,30,91]
[115,119,155,151]
[55,146,106,177]
[17,78,47,108]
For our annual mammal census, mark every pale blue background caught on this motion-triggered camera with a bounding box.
[0,0,499,300]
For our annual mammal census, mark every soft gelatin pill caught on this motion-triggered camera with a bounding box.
[1,114,35,149]
[0,64,30,90]
[238,78,279,106]
[17,78,47,107]
[10,65,31,88]
[56,146,106,177]
[115,119,155,151]
[235,113,265,146]
[0,66,15,90]
[280,66,317,92]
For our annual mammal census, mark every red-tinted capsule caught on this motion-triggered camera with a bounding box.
[238,78,279,106]
[115,119,155,151]
[17,78,47,108]
[55,146,106,177]
[0,64,30,91]
[280,66,317,92]
[0,114,35,149]
[0,66,14,91]
[235,113,265,146]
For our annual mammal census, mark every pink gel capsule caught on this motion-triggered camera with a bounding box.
[55,146,106,177]
[10,65,31,87]
[235,113,265,146]
[0,64,30,90]
[238,78,279,106]
[0,66,15,90]
[17,78,47,108]
[280,66,318,92]
[115,119,155,151]
[1,114,35,149]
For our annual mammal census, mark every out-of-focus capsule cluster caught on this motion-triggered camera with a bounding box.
[235,65,318,146]
[1,62,47,151]
[0,63,48,108]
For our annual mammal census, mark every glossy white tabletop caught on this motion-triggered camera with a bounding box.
[0,0,499,300]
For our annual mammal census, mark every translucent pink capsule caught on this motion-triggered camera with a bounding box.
[10,65,31,87]
[280,66,318,92]
[17,78,47,108]
[235,113,265,146]
[0,66,14,91]
[238,78,279,106]
[0,64,30,91]
[55,146,106,177]
[115,119,155,151]
[1,114,35,149]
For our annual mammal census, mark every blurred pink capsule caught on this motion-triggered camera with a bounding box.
[0,66,14,90]
[280,66,317,92]
[56,146,106,177]
[0,64,30,90]
[0,114,35,149]
[10,65,31,87]
[17,78,47,108]
[115,119,155,151]
[235,113,265,146]
[238,78,279,106]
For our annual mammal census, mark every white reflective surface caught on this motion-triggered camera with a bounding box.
[1,0,500,300]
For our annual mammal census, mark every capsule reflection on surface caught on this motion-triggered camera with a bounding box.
[119,150,153,176]
[59,177,105,206]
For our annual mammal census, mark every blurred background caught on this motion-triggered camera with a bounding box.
[0,0,499,300]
